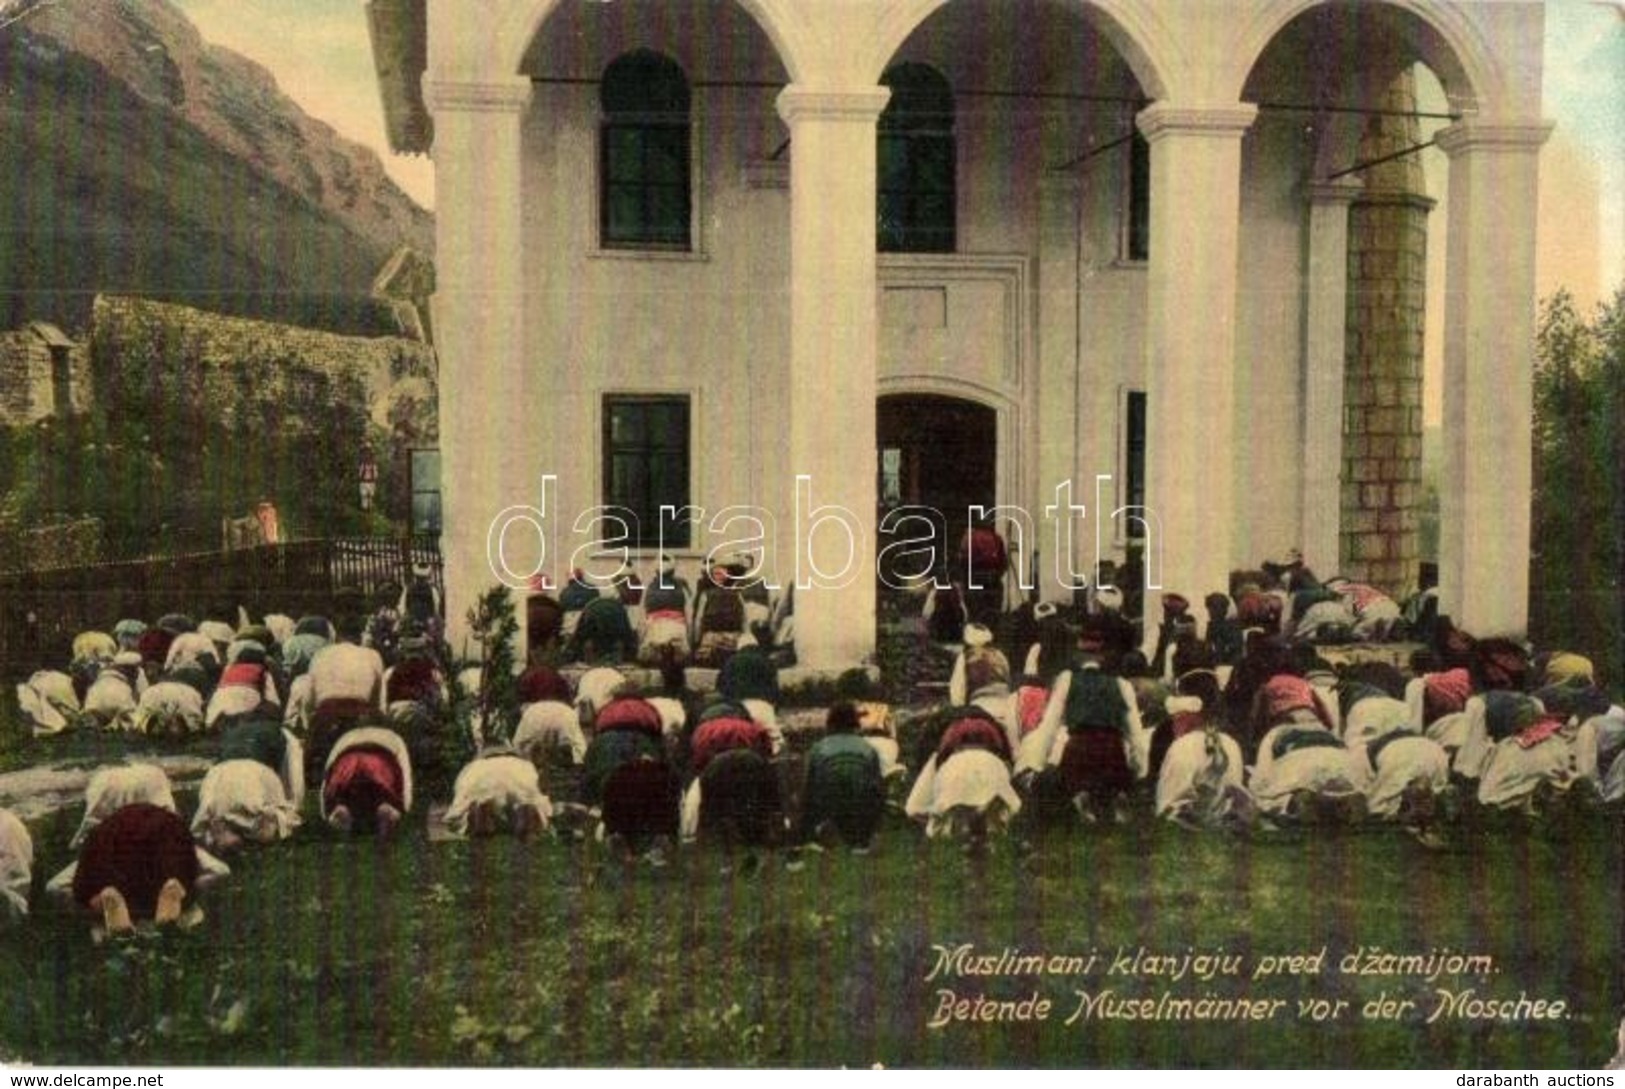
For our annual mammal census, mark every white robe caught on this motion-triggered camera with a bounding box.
[1453,695,1506,780]
[1341,696,1412,748]
[513,701,589,766]
[1593,712,1625,804]
[1476,733,1581,809]
[864,735,906,780]
[134,681,206,736]
[308,643,385,706]
[163,632,220,673]
[1360,735,1451,819]
[576,667,629,718]
[70,764,178,849]
[1248,723,1368,815]
[83,672,143,729]
[204,673,282,728]
[283,673,314,733]
[645,696,688,740]
[263,614,296,648]
[1309,674,1343,737]
[904,749,1022,837]
[16,670,79,736]
[0,808,32,921]
[199,620,236,653]
[741,698,785,756]
[1425,710,1470,754]
[443,754,553,837]
[191,760,302,843]
[638,613,691,666]
[1294,599,1354,640]
[1155,730,1246,817]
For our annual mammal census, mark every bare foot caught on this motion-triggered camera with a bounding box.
[92,886,134,936]
[154,878,187,926]
[376,803,402,841]
[512,805,543,841]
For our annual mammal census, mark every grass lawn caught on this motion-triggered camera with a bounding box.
[2,793,1619,1068]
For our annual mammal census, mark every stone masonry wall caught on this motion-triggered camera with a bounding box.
[0,329,92,426]
[1339,68,1432,596]
[89,294,438,445]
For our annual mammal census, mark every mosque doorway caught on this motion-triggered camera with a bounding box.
[876,393,997,587]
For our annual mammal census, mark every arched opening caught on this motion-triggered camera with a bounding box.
[874,0,1153,612]
[877,393,997,586]
[1238,1,1474,602]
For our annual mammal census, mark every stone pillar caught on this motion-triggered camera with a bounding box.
[1136,103,1257,611]
[1339,73,1434,595]
[1037,170,1081,602]
[1436,118,1552,637]
[1301,180,1361,577]
[422,76,533,653]
[776,86,889,670]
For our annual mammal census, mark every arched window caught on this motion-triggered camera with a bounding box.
[600,51,691,250]
[878,63,955,253]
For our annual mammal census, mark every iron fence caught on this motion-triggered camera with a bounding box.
[0,536,441,679]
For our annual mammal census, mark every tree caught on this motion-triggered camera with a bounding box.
[1530,286,1624,691]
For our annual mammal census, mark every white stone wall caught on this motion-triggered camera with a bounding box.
[509,8,1161,597]
[420,0,1550,659]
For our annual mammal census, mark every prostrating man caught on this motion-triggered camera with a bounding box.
[443,744,553,840]
[799,703,887,851]
[321,724,413,839]
[0,808,31,923]
[67,804,225,940]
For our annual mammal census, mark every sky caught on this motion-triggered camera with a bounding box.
[171,0,437,207]
[171,0,1621,311]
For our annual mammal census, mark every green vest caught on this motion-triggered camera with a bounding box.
[1063,669,1128,733]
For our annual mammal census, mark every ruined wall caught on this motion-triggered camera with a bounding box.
[89,294,437,444]
[0,326,92,426]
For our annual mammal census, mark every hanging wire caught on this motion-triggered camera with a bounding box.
[1321,137,1438,182]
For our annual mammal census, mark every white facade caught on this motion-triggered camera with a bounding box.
[399,0,1551,669]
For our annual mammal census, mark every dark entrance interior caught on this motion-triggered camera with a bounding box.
[876,393,997,584]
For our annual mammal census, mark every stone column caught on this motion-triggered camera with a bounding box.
[1301,180,1360,577]
[1435,118,1552,637]
[1338,72,1433,596]
[1136,103,1257,610]
[776,86,889,671]
[1037,170,1082,602]
[1339,186,1432,594]
[422,76,533,653]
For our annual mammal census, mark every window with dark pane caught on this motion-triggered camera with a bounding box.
[410,448,442,535]
[1126,131,1150,261]
[877,63,955,253]
[1125,390,1147,516]
[600,51,691,250]
[603,396,691,548]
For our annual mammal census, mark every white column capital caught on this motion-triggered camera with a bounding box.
[1434,119,1554,158]
[1307,178,1363,207]
[422,76,533,116]
[1135,102,1258,144]
[775,85,891,127]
